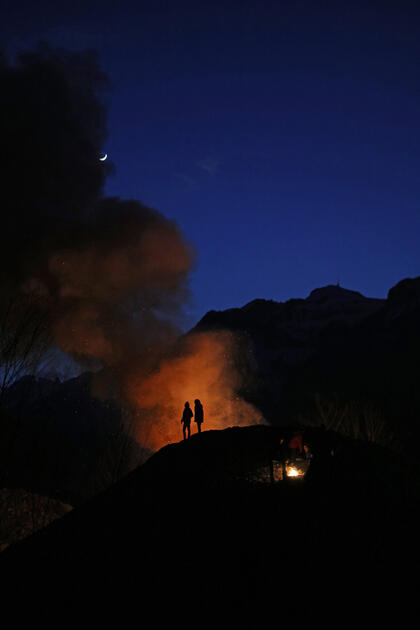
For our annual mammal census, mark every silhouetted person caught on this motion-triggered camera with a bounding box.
[194,399,204,433]
[181,401,193,440]
[306,424,334,483]
[277,437,288,481]
[288,430,304,460]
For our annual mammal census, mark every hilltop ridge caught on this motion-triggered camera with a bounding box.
[197,283,385,332]
[0,425,416,625]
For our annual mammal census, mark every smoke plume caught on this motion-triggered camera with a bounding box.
[1,44,263,451]
[1,45,110,291]
[31,197,194,366]
[1,45,193,367]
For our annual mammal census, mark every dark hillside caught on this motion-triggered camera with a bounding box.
[194,278,420,458]
[194,284,388,424]
[0,373,143,505]
[0,426,417,625]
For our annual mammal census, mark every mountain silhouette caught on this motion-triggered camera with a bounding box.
[1,276,420,508]
[0,372,144,505]
[194,278,420,457]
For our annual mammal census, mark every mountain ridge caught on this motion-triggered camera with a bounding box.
[1,276,419,505]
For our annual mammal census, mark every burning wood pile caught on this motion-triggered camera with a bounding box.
[247,429,313,484]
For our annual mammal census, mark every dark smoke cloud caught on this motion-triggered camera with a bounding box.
[1,44,262,450]
[34,197,194,365]
[1,44,111,288]
[1,44,194,369]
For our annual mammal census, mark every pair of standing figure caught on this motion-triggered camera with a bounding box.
[181,399,204,439]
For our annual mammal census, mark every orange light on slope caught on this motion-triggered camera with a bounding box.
[126,331,265,452]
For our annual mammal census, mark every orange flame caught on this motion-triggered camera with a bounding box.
[126,330,265,452]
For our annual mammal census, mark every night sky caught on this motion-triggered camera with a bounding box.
[3,1,420,324]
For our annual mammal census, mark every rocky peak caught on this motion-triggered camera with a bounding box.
[387,277,420,305]
[306,285,366,303]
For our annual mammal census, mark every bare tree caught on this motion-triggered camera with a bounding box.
[0,291,53,487]
[311,392,397,450]
[0,291,52,404]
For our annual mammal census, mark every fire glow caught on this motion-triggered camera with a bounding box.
[127,330,265,452]
[285,459,309,479]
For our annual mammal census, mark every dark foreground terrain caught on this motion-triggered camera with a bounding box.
[1,425,419,626]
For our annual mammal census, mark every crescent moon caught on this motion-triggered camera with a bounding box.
[99,153,107,161]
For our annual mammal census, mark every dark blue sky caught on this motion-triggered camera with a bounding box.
[3,1,420,323]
